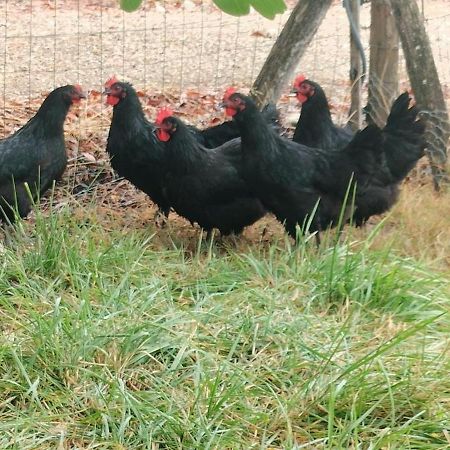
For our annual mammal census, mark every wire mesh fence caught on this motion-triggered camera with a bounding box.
[0,0,449,134]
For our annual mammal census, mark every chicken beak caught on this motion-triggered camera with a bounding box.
[79,91,87,99]
[103,88,111,96]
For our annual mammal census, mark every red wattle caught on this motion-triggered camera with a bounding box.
[225,107,237,117]
[296,93,308,105]
[106,95,120,106]
[156,129,171,142]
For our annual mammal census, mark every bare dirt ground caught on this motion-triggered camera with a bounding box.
[0,0,449,254]
[0,0,449,98]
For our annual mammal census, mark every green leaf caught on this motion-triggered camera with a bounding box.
[120,0,143,12]
[119,0,286,18]
[250,0,286,19]
[212,0,250,17]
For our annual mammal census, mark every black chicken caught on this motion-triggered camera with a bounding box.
[104,77,172,224]
[380,93,427,183]
[104,78,275,226]
[292,75,353,150]
[223,89,425,239]
[155,108,266,236]
[291,76,426,225]
[187,101,280,149]
[0,85,86,222]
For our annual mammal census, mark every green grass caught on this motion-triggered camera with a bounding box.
[0,201,449,449]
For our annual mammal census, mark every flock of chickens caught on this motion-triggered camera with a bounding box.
[0,75,426,243]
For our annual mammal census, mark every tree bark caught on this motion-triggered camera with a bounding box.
[389,0,449,189]
[365,0,399,127]
[348,0,362,131]
[250,0,333,109]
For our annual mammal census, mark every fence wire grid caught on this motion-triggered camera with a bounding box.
[0,0,449,135]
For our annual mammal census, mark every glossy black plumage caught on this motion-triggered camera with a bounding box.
[0,85,84,222]
[292,79,425,225]
[105,82,171,219]
[104,82,275,224]
[227,92,424,238]
[188,102,280,149]
[349,93,426,225]
[382,92,426,184]
[159,116,266,235]
[292,80,353,150]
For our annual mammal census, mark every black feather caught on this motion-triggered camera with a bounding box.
[229,93,418,238]
[188,102,280,148]
[161,116,265,235]
[105,82,171,217]
[0,85,78,222]
[291,80,425,226]
[293,80,353,151]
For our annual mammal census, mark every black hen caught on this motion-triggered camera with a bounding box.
[0,85,86,222]
[104,78,273,225]
[381,92,426,183]
[350,93,426,225]
[291,76,426,225]
[155,108,266,236]
[104,78,171,222]
[223,90,424,239]
[292,75,353,150]
[188,102,280,149]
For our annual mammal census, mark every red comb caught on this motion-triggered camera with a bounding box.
[105,75,119,88]
[155,107,174,125]
[294,74,306,88]
[74,84,83,93]
[223,87,237,101]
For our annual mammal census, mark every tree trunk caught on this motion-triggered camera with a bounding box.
[365,0,399,127]
[348,0,362,130]
[251,0,333,109]
[389,0,449,189]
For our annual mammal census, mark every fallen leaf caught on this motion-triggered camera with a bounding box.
[81,152,97,163]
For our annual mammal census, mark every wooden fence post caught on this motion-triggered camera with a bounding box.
[251,0,333,109]
[348,0,362,131]
[365,0,399,127]
[389,0,449,189]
